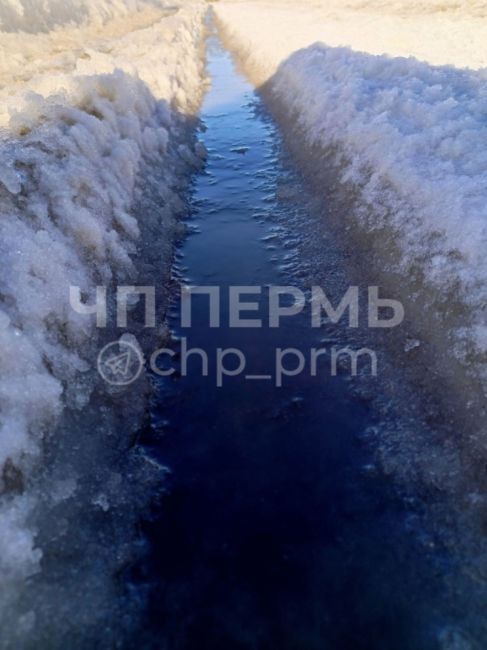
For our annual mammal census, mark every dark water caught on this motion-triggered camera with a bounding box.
[137,36,453,650]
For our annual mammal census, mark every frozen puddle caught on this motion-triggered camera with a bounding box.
[135,34,465,649]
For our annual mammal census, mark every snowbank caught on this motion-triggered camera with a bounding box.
[0,1,207,645]
[0,0,165,33]
[214,1,487,389]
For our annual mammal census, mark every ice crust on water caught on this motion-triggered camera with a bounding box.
[0,0,206,643]
[215,1,487,385]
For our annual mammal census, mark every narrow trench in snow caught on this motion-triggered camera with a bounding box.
[133,30,466,650]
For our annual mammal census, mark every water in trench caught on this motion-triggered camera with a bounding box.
[135,34,459,650]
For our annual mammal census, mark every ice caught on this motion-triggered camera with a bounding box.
[404,338,421,353]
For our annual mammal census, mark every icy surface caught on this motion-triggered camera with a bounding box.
[0,0,206,644]
[215,1,487,386]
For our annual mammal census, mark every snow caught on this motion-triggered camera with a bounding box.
[215,0,487,71]
[0,0,207,643]
[2,0,486,641]
[214,0,487,386]
[0,0,165,33]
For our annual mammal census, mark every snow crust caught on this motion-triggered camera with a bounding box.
[217,0,487,71]
[0,1,206,643]
[215,1,487,386]
[0,0,165,33]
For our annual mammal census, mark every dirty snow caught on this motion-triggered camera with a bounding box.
[0,0,206,644]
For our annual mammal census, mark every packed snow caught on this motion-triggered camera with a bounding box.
[0,0,207,645]
[214,0,487,390]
